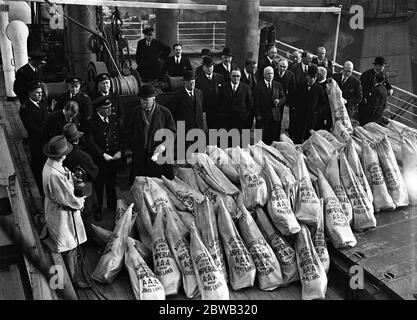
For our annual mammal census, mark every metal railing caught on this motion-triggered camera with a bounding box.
[177,21,226,54]
[275,40,417,129]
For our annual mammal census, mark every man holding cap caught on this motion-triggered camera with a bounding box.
[196,56,224,129]
[127,84,176,182]
[289,64,327,144]
[168,70,205,152]
[214,47,235,82]
[14,50,47,103]
[19,80,49,194]
[55,76,93,132]
[135,27,171,82]
[87,96,123,221]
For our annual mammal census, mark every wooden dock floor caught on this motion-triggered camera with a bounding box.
[332,206,417,300]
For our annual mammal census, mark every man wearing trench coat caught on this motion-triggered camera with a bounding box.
[128,84,176,183]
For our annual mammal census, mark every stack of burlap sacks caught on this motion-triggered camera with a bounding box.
[89,80,417,300]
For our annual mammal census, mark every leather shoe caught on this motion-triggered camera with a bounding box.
[94,211,102,222]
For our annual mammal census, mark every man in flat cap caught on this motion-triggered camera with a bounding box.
[14,50,47,103]
[135,27,171,82]
[19,80,49,194]
[214,47,235,82]
[195,56,224,129]
[195,48,214,77]
[86,96,123,221]
[127,84,176,183]
[55,77,93,132]
[168,70,205,154]
[289,64,327,144]
[160,43,192,78]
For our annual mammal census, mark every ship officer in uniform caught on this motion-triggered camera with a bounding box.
[87,96,123,221]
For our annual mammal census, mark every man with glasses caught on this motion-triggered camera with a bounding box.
[255,66,286,145]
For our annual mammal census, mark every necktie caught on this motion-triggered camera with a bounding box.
[190,91,194,98]
[233,85,237,93]
[176,58,180,65]
[304,66,308,74]
[147,41,150,46]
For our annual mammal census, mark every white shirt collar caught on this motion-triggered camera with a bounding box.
[267,56,273,63]
[205,73,213,80]
[185,88,194,96]
[231,82,239,90]
[97,112,108,123]
[223,63,230,71]
[175,56,181,62]
[302,63,309,69]
[264,79,272,86]
[29,63,37,72]
[29,99,40,107]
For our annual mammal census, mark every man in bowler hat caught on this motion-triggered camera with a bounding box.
[127,84,176,183]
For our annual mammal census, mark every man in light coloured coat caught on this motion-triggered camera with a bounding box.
[42,135,91,289]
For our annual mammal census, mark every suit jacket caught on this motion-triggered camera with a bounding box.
[333,73,362,110]
[127,103,176,178]
[311,57,334,77]
[360,84,387,125]
[14,63,42,103]
[86,112,122,163]
[195,65,204,78]
[290,80,327,143]
[42,109,79,144]
[161,56,192,77]
[290,62,310,86]
[168,88,204,132]
[360,68,392,101]
[218,81,254,129]
[64,144,99,181]
[254,80,286,122]
[19,100,48,148]
[213,63,234,82]
[257,56,278,81]
[135,38,171,81]
[276,70,296,105]
[195,72,224,116]
[55,91,93,131]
